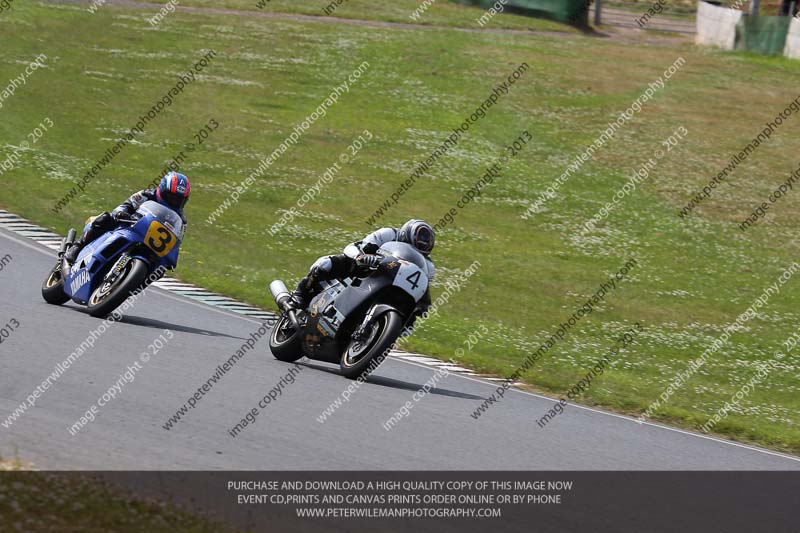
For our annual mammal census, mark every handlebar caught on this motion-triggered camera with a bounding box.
[352,264,380,281]
[115,213,142,225]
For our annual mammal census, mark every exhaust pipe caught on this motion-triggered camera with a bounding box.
[270,280,302,329]
[269,280,294,311]
[59,229,77,255]
[60,229,77,280]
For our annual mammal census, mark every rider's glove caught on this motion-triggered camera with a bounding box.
[356,254,381,269]
[113,210,131,222]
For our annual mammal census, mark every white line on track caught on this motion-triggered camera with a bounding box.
[387,357,800,464]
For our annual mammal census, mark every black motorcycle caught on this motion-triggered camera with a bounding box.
[268,242,431,379]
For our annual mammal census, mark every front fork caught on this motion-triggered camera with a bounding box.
[104,254,132,287]
[352,303,404,342]
[352,309,378,342]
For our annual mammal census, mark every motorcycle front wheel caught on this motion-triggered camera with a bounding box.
[340,311,404,380]
[86,258,149,318]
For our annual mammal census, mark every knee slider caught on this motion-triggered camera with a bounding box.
[310,256,334,276]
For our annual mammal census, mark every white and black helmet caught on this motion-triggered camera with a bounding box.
[398,219,435,255]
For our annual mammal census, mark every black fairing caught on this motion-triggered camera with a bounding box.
[301,262,416,363]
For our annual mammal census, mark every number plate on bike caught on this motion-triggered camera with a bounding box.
[144,221,177,257]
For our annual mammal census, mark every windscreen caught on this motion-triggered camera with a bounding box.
[378,241,428,275]
[138,200,184,240]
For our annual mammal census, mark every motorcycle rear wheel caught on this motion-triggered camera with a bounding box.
[41,261,71,305]
[86,258,148,318]
[269,315,303,362]
[340,311,403,380]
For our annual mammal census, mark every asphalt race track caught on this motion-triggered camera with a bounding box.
[1,228,799,470]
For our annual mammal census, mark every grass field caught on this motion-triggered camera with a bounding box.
[2,1,800,453]
[127,0,583,32]
[0,457,227,530]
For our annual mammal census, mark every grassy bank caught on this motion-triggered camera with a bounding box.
[0,457,227,531]
[2,2,800,453]
[127,0,582,32]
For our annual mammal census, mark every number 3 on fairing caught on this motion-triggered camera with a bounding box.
[144,221,177,257]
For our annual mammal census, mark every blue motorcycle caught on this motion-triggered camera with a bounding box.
[41,201,184,318]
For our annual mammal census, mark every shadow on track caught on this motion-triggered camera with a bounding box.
[296,360,484,401]
[119,315,247,339]
[63,306,246,339]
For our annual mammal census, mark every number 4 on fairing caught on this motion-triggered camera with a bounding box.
[396,265,425,300]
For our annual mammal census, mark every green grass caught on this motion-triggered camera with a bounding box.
[126,0,582,32]
[2,2,800,454]
[0,461,230,531]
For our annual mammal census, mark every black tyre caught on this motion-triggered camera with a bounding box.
[41,261,71,305]
[340,311,403,380]
[86,258,149,318]
[269,314,303,362]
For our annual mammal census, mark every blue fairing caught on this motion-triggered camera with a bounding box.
[63,201,183,304]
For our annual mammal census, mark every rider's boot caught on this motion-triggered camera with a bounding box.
[64,234,89,264]
[63,212,115,265]
[292,275,317,310]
